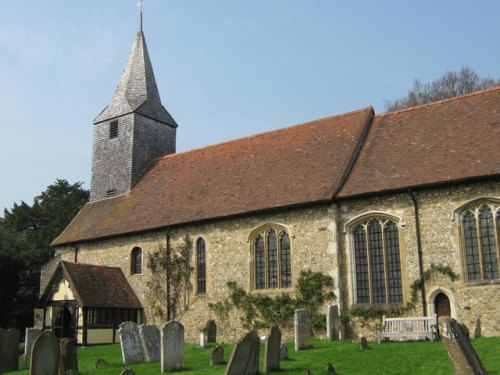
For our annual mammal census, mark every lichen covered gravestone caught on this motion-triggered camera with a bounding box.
[224,330,260,375]
[326,304,339,341]
[161,321,184,372]
[30,331,59,375]
[119,321,145,365]
[0,328,20,372]
[22,328,42,368]
[139,324,161,362]
[210,346,224,365]
[58,338,78,375]
[264,326,281,373]
[440,317,488,375]
[294,309,310,351]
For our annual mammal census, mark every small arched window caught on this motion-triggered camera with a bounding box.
[459,201,500,281]
[196,238,206,294]
[131,247,142,275]
[350,217,403,305]
[251,225,292,290]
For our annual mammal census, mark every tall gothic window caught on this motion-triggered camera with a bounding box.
[460,202,500,281]
[351,218,403,305]
[131,247,142,275]
[252,226,292,289]
[196,238,207,294]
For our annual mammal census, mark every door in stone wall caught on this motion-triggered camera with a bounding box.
[434,292,451,317]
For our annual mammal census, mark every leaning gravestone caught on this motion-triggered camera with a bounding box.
[224,330,260,375]
[58,338,78,375]
[210,346,224,365]
[22,328,42,368]
[161,321,184,372]
[119,321,145,364]
[264,325,281,373]
[205,320,217,343]
[326,304,339,341]
[440,317,488,375]
[294,309,310,351]
[139,324,161,362]
[0,327,20,372]
[30,331,59,375]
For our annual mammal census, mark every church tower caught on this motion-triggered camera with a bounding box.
[90,23,177,201]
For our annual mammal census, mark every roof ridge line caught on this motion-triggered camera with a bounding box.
[156,106,374,162]
[378,85,500,118]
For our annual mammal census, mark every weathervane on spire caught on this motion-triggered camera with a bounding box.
[137,0,144,31]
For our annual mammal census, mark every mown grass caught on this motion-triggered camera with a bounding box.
[9,337,500,374]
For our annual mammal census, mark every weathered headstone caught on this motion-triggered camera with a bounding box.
[120,369,136,375]
[440,317,488,375]
[474,318,481,338]
[58,338,78,375]
[224,330,260,375]
[200,329,208,348]
[119,321,145,364]
[205,320,217,343]
[30,331,59,375]
[139,324,161,362]
[326,304,339,341]
[161,321,184,372]
[0,327,20,372]
[210,346,224,365]
[294,309,310,351]
[22,328,43,369]
[358,336,368,350]
[94,358,109,368]
[264,326,281,373]
[280,344,289,360]
[326,362,337,375]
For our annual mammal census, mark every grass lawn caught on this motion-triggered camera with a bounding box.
[9,337,500,374]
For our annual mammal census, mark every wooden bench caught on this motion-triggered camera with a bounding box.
[377,315,437,343]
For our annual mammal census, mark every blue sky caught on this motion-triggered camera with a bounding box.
[1,0,499,213]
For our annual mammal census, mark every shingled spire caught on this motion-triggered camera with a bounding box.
[90,26,178,201]
[94,30,177,126]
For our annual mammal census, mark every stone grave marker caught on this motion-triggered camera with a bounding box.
[94,358,109,368]
[22,328,42,368]
[224,330,260,375]
[358,336,368,350]
[263,326,281,373]
[200,329,208,348]
[210,346,224,365]
[29,331,59,375]
[205,320,217,343]
[294,309,310,351]
[440,317,488,375]
[0,327,20,372]
[120,369,136,375]
[119,321,145,364]
[58,338,78,375]
[326,362,337,375]
[161,320,184,372]
[139,324,161,362]
[280,344,289,360]
[326,304,339,341]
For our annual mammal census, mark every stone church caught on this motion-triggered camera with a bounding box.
[36,24,500,345]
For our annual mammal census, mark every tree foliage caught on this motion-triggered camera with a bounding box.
[0,179,89,328]
[385,66,500,112]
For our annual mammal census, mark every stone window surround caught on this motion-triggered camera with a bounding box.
[130,246,143,275]
[194,236,207,295]
[344,211,408,306]
[452,197,500,283]
[248,223,294,292]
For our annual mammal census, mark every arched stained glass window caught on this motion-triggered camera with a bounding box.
[280,232,292,288]
[385,221,402,303]
[131,247,142,275]
[353,225,369,304]
[196,238,206,294]
[255,235,266,289]
[267,230,278,288]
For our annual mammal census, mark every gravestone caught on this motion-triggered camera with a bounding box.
[474,318,481,338]
[0,327,20,372]
[326,362,337,375]
[94,358,109,368]
[280,344,289,360]
[200,329,208,348]
[224,330,260,375]
[210,346,224,365]
[205,320,217,343]
[120,369,136,375]
[119,321,145,364]
[22,328,43,368]
[440,317,488,375]
[264,326,281,373]
[30,331,59,375]
[326,304,339,341]
[58,338,78,375]
[139,324,161,362]
[161,321,184,372]
[358,336,368,350]
[294,309,310,351]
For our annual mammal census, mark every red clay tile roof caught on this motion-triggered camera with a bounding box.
[52,107,374,245]
[338,87,500,198]
[40,261,143,308]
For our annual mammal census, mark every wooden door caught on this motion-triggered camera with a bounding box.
[434,292,451,317]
